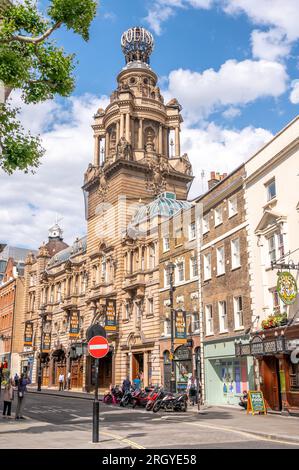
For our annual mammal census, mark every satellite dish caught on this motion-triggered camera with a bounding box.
[86,323,106,341]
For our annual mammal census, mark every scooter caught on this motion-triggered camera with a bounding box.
[119,387,135,407]
[132,387,154,408]
[103,386,123,405]
[152,392,188,413]
[145,387,165,411]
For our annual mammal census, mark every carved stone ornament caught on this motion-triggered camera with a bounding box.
[146,157,168,195]
[181,153,193,176]
[98,169,109,201]
[116,137,133,161]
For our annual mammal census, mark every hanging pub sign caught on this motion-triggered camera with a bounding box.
[42,333,51,353]
[105,299,117,332]
[24,322,33,346]
[277,271,298,305]
[69,311,80,338]
[174,309,187,344]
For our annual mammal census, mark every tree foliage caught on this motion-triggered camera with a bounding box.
[0,0,97,173]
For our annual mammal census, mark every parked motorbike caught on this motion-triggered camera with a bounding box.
[152,392,188,413]
[145,387,165,411]
[132,387,154,408]
[120,387,136,407]
[103,386,123,405]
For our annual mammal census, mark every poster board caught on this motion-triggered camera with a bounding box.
[247,390,267,415]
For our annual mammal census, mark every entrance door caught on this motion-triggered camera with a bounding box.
[132,353,144,380]
[97,352,112,389]
[71,358,83,389]
[261,357,282,411]
[54,362,66,386]
[42,364,50,386]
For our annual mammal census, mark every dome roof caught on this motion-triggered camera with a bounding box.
[45,239,69,257]
[130,194,191,227]
[47,236,87,269]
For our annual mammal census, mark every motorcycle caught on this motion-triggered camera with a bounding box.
[152,392,188,413]
[120,387,136,407]
[132,387,154,408]
[145,387,165,411]
[103,386,123,405]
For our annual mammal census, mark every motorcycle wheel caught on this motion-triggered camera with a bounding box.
[146,402,153,411]
[104,395,112,405]
[152,401,162,413]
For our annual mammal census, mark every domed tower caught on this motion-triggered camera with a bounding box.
[84,26,193,203]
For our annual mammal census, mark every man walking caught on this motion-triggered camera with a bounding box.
[58,373,64,391]
[15,373,31,420]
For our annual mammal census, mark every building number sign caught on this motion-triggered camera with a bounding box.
[277,271,298,305]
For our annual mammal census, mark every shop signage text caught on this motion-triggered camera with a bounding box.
[175,310,187,344]
[69,311,80,338]
[24,322,33,346]
[105,300,117,332]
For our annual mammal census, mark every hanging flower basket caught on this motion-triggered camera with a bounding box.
[261,313,288,330]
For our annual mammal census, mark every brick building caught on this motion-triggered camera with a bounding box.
[196,167,254,406]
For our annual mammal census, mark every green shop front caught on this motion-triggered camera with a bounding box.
[204,337,254,406]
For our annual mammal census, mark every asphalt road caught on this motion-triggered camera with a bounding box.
[3,393,299,449]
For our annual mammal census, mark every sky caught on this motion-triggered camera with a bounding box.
[1,0,299,249]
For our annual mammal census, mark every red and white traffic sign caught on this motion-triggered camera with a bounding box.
[88,336,109,359]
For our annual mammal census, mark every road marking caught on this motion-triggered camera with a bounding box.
[186,421,299,447]
[100,431,145,449]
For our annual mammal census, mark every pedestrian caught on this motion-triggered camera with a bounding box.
[67,371,71,390]
[58,373,65,391]
[122,376,131,393]
[15,373,31,420]
[14,373,19,387]
[133,374,141,390]
[2,378,14,418]
[239,390,248,410]
[187,375,197,406]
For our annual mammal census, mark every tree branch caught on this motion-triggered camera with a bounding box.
[3,21,62,44]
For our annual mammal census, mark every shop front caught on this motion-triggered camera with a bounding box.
[238,325,299,413]
[204,337,254,406]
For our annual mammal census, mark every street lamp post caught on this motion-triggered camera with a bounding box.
[37,306,46,392]
[168,262,176,394]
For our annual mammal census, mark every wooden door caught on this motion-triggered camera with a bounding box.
[260,357,281,411]
[98,353,112,389]
[42,364,50,386]
[55,362,66,386]
[71,358,83,389]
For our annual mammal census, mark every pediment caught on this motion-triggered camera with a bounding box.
[255,210,286,234]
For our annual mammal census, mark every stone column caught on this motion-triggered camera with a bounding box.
[164,127,168,158]
[175,126,180,157]
[138,118,143,149]
[116,120,120,143]
[120,113,125,137]
[126,113,130,142]
[131,117,135,149]
[93,135,100,166]
[105,131,110,159]
[144,351,149,387]
[159,125,163,155]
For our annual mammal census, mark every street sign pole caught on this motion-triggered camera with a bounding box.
[92,358,100,443]
[88,335,109,444]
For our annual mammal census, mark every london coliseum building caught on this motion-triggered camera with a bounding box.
[21,27,194,391]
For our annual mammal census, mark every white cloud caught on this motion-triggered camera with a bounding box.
[183,122,273,198]
[222,106,241,119]
[0,93,109,249]
[289,80,299,104]
[145,0,213,35]
[251,29,291,61]
[223,0,299,42]
[167,59,288,123]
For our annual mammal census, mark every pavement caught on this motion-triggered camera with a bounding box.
[2,392,299,449]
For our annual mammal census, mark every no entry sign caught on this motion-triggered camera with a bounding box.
[88,336,109,359]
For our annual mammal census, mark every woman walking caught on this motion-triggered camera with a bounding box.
[2,378,14,418]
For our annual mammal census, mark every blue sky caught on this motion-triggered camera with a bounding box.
[1,0,299,248]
